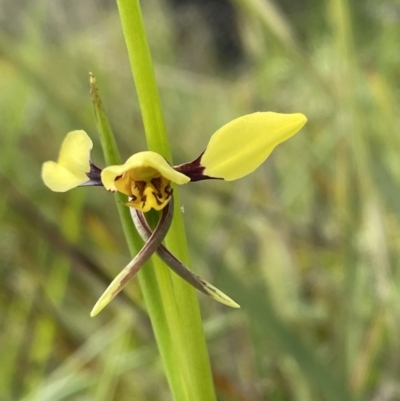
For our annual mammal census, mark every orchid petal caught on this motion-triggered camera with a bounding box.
[41,130,93,192]
[42,161,89,192]
[201,112,307,181]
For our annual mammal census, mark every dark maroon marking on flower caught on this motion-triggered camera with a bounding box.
[173,151,222,182]
[162,185,172,200]
[152,192,164,206]
[151,177,163,198]
[151,177,161,189]
[141,194,147,209]
[81,160,104,187]
[134,181,146,193]
[154,192,163,201]
[149,177,172,205]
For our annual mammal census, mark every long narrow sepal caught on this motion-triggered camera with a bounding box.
[175,112,307,182]
[90,197,174,317]
[132,209,240,308]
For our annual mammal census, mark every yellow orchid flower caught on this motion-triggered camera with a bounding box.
[42,112,306,209]
[41,111,307,313]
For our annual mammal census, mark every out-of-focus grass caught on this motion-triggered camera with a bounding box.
[1,0,400,400]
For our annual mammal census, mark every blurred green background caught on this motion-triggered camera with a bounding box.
[1,0,400,400]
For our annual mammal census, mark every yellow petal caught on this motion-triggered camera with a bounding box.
[201,112,307,181]
[42,161,89,192]
[58,130,93,173]
[101,151,190,191]
[41,130,93,192]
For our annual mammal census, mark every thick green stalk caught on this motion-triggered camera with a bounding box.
[91,75,189,400]
[115,1,216,400]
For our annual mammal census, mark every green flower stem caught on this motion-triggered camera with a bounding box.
[90,76,188,400]
[115,2,217,400]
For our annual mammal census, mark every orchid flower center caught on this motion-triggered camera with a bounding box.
[115,167,172,212]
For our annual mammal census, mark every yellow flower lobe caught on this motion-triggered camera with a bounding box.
[201,112,307,181]
[41,130,93,192]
